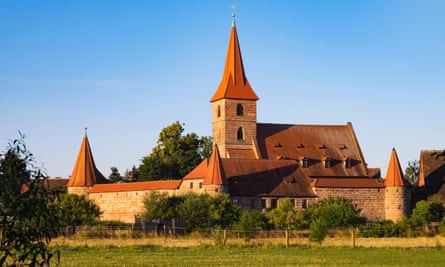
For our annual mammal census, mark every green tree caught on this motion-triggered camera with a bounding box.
[56,193,101,234]
[268,199,302,230]
[309,218,328,245]
[405,160,419,185]
[0,135,61,266]
[209,194,240,229]
[306,197,365,227]
[108,166,123,182]
[138,121,212,181]
[178,193,212,232]
[410,200,444,226]
[143,192,183,222]
[234,209,267,242]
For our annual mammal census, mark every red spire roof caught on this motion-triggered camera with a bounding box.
[67,134,108,187]
[203,145,227,185]
[210,23,259,102]
[384,148,409,187]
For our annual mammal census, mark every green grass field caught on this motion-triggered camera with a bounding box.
[57,245,445,266]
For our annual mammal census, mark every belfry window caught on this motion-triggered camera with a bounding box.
[237,127,244,140]
[236,103,244,116]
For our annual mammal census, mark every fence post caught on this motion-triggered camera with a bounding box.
[223,228,227,245]
[351,227,356,248]
[285,229,289,248]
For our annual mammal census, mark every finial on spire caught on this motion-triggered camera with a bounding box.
[84,122,88,137]
[231,4,236,27]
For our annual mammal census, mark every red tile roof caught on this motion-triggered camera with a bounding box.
[67,135,109,187]
[203,145,227,185]
[417,150,445,199]
[384,148,410,187]
[183,158,208,180]
[227,148,256,159]
[89,180,181,193]
[210,24,259,102]
[256,122,370,178]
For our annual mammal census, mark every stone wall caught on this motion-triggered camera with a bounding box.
[385,186,411,222]
[89,189,176,224]
[314,187,385,221]
[67,186,90,198]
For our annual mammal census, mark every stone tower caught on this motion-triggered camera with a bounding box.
[210,19,259,159]
[203,145,227,195]
[67,130,109,197]
[384,148,411,222]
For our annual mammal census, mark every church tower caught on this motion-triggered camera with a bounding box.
[384,148,411,222]
[210,18,259,159]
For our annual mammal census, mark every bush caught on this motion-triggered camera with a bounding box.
[309,218,327,244]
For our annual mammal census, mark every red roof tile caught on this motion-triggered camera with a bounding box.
[204,145,227,185]
[89,180,181,193]
[67,134,108,187]
[384,148,410,187]
[227,148,256,159]
[312,177,384,188]
[183,159,208,180]
[417,150,445,199]
[210,24,259,102]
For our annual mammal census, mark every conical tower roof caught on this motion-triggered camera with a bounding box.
[67,132,108,187]
[203,145,227,185]
[210,21,259,102]
[384,148,410,187]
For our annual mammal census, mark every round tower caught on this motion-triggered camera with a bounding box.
[384,148,411,221]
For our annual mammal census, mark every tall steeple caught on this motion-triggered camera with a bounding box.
[210,18,259,159]
[67,130,108,189]
[210,18,259,102]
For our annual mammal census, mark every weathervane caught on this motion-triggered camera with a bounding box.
[231,4,236,26]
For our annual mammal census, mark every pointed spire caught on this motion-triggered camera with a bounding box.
[210,19,259,102]
[384,148,410,187]
[67,133,108,187]
[203,145,227,185]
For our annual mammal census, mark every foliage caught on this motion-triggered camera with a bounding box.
[143,192,183,222]
[234,209,267,242]
[0,135,61,266]
[410,200,444,226]
[178,193,212,231]
[138,121,213,181]
[306,197,365,227]
[268,199,304,230]
[108,166,123,182]
[360,219,411,238]
[309,218,328,244]
[405,160,419,185]
[208,194,240,229]
[56,193,101,234]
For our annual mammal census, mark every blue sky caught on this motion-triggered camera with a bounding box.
[1,0,444,178]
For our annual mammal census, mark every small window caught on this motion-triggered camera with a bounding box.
[302,199,308,209]
[290,199,296,207]
[301,158,308,168]
[271,199,277,209]
[217,105,221,117]
[323,158,331,168]
[261,199,266,209]
[189,182,193,189]
[250,199,256,209]
[344,158,351,169]
[199,182,203,189]
[237,127,244,140]
[236,103,244,116]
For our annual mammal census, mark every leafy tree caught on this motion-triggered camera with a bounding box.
[56,193,101,234]
[108,166,123,182]
[410,200,444,226]
[138,121,212,181]
[405,160,419,185]
[234,209,267,242]
[306,197,365,227]
[0,135,61,266]
[209,194,240,229]
[143,192,183,222]
[178,193,212,232]
[268,199,303,230]
[309,218,328,245]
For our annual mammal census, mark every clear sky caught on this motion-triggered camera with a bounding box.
[1,0,444,178]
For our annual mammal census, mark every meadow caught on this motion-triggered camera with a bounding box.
[54,236,445,266]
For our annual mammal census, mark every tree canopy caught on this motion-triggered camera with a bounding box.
[138,121,212,181]
[0,135,61,266]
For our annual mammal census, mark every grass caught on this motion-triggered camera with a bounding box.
[56,245,445,266]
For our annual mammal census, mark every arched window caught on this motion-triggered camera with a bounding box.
[236,103,244,116]
[217,105,221,117]
[237,127,244,140]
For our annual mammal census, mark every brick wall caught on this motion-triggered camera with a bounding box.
[314,187,385,221]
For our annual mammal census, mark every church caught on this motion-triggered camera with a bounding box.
[63,19,419,224]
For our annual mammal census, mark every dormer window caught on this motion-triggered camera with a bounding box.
[237,127,244,140]
[322,156,331,168]
[236,103,244,116]
[343,157,352,168]
[299,157,308,168]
